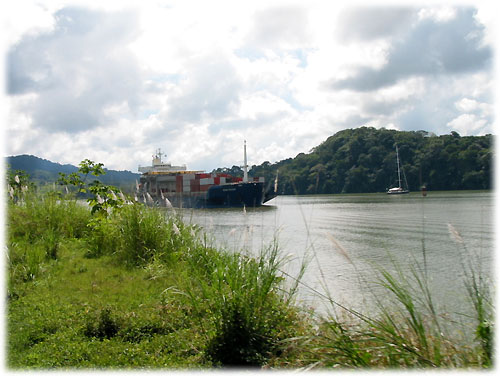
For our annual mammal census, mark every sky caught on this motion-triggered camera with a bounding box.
[1,0,497,173]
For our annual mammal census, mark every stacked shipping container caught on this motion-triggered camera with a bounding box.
[169,172,264,193]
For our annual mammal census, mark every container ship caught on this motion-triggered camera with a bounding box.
[137,142,277,208]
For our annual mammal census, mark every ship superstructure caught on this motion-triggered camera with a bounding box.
[138,149,189,175]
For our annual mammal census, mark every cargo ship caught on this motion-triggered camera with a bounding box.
[137,142,277,208]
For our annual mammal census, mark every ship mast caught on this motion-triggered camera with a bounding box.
[243,140,249,183]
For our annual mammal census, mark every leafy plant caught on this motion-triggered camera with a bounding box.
[58,159,127,217]
[84,307,121,340]
[6,168,34,203]
[58,159,105,194]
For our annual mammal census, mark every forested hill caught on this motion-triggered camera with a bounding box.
[250,127,493,194]
[6,154,140,191]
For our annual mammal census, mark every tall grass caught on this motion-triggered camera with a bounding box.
[7,191,92,296]
[175,239,304,366]
[448,223,493,367]
[7,191,91,242]
[272,228,494,369]
[116,204,196,266]
[84,202,198,265]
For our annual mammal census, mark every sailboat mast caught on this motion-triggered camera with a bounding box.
[243,140,249,183]
[387,144,409,194]
[396,145,402,188]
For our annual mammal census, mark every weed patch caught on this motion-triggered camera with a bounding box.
[84,307,121,340]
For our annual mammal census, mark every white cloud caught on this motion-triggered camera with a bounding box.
[7,6,144,133]
[454,97,492,117]
[447,114,488,135]
[166,50,243,123]
[331,7,492,92]
[239,91,294,120]
[447,94,492,136]
[2,0,495,172]
[338,6,417,41]
[418,6,457,23]
[244,5,312,51]
[455,98,481,112]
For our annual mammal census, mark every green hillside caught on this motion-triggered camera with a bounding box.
[6,154,140,193]
[250,128,492,194]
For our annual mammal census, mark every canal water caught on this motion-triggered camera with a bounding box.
[179,191,494,325]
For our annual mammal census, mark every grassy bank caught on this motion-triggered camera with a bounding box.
[7,190,309,368]
[6,187,493,369]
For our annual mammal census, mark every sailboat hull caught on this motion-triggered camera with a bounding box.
[387,188,409,194]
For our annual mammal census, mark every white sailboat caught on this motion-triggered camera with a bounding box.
[387,145,409,194]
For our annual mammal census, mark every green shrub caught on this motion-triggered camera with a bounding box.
[182,242,300,366]
[85,218,119,258]
[84,307,121,340]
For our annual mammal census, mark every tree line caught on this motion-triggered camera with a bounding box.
[243,127,492,194]
[6,154,140,193]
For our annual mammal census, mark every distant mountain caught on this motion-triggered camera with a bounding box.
[6,154,140,191]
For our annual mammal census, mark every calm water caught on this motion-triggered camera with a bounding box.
[179,191,494,322]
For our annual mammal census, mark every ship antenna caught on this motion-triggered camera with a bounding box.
[156,148,164,162]
[243,140,249,183]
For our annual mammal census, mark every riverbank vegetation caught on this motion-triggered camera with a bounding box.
[248,127,492,194]
[6,164,493,369]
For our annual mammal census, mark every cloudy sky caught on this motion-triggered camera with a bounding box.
[2,0,497,172]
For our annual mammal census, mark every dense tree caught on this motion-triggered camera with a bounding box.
[248,127,493,194]
[211,165,244,177]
